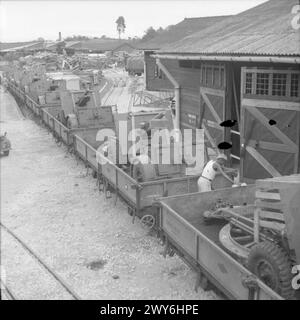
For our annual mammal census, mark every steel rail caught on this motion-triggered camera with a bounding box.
[0,223,81,300]
[0,278,18,300]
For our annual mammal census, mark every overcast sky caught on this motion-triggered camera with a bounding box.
[0,0,267,42]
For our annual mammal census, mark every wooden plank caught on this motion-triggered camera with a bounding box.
[259,210,285,222]
[294,111,300,173]
[200,87,225,97]
[202,123,218,151]
[201,92,222,124]
[248,140,295,153]
[255,191,281,201]
[232,72,240,127]
[243,99,300,111]
[257,174,300,183]
[254,208,260,243]
[245,106,298,151]
[259,220,285,231]
[256,175,300,189]
[246,146,282,177]
[255,199,283,210]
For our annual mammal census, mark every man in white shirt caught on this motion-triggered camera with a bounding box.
[197,154,236,192]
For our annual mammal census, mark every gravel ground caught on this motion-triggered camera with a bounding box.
[0,85,218,300]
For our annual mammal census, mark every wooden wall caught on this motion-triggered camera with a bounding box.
[144,51,173,92]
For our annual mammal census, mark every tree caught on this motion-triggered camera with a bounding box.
[64,35,90,41]
[141,27,157,42]
[116,16,126,39]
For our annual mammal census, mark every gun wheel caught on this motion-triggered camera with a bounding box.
[247,241,294,299]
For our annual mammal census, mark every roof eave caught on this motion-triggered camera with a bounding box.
[152,53,300,64]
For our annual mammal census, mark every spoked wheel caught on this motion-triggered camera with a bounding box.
[219,223,256,260]
[247,241,294,299]
[140,214,155,230]
[230,225,256,249]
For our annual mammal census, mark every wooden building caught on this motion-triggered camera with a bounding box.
[145,0,300,182]
[140,16,229,92]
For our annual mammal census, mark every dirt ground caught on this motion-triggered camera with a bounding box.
[0,85,218,300]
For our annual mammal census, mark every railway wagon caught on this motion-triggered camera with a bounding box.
[7,81,71,146]
[6,79,200,228]
[8,82,60,119]
[74,131,199,227]
[7,79,231,229]
[158,185,283,300]
[72,122,200,228]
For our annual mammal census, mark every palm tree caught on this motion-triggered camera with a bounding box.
[116,16,126,39]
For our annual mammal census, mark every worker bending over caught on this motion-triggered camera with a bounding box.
[198,154,236,192]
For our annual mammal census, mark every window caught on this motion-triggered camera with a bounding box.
[206,67,212,85]
[243,69,300,100]
[213,68,219,86]
[200,64,225,88]
[220,68,225,88]
[201,67,205,84]
[245,73,253,94]
[272,73,287,96]
[291,73,299,97]
[256,73,269,95]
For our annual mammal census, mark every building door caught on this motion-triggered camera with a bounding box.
[240,68,300,181]
[199,63,228,154]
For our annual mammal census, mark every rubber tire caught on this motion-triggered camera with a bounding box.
[247,241,294,299]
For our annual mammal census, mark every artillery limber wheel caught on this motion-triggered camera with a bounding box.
[140,214,155,230]
[247,240,294,300]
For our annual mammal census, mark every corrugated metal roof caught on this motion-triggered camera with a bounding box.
[158,0,300,57]
[139,16,230,50]
[67,39,136,52]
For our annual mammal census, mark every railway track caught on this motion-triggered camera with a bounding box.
[0,278,18,300]
[0,223,81,300]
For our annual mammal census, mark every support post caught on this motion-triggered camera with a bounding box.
[156,59,181,131]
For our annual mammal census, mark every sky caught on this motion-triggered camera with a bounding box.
[0,0,268,42]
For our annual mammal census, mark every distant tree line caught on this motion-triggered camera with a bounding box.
[39,20,172,43]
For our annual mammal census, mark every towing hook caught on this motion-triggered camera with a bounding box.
[242,275,259,290]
